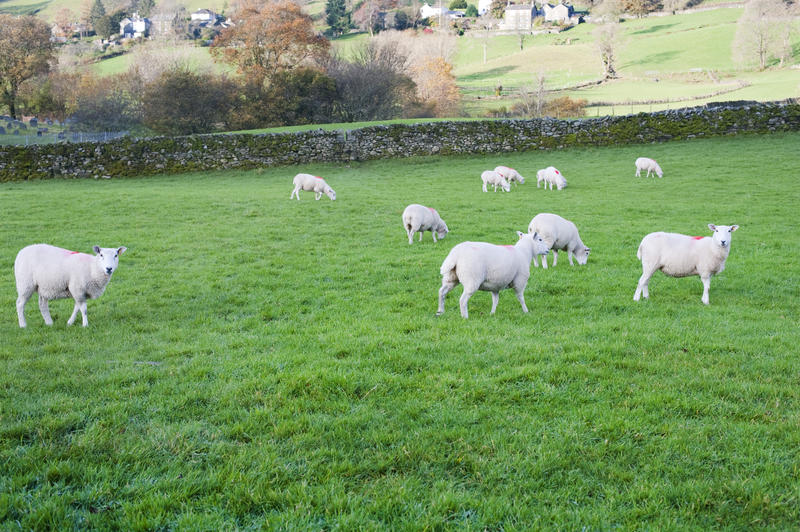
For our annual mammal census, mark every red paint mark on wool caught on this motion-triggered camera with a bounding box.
[502,245,515,251]
[691,236,705,240]
[555,170,560,174]
[314,175,323,179]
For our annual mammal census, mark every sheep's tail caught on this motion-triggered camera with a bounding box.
[440,249,458,277]
[637,242,643,261]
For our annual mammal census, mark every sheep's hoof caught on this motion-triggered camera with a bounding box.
[435,311,444,316]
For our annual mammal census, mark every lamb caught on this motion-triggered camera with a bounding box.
[15,244,127,328]
[436,231,550,318]
[290,173,336,200]
[634,157,663,178]
[536,166,567,190]
[527,213,591,268]
[402,204,449,244]
[494,166,525,186]
[480,170,511,192]
[633,224,739,305]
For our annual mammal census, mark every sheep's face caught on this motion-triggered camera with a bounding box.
[516,175,525,184]
[93,246,127,275]
[526,232,551,256]
[501,181,511,192]
[575,246,591,265]
[556,178,567,190]
[708,224,738,248]
[325,187,336,200]
[436,223,449,241]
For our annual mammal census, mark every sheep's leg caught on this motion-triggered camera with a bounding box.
[542,252,551,269]
[16,290,32,328]
[634,266,656,301]
[67,299,88,326]
[482,181,487,192]
[567,250,574,266]
[514,286,528,313]
[458,285,477,319]
[700,275,711,305]
[406,226,414,244]
[490,292,499,314]
[532,255,539,267]
[437,279,458,316]
[315,191,322,200]
[432,231,437,243]
[291,186,301,200]
[37,294,54,326]
[419,231,423,242]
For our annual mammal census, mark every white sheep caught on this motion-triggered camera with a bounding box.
[15,244,127,328]
[480,170,511,193]
[527,213,591,268]
[633,224,739,305]
[436,231,550,318]
[290,173,336,200]
[634,157,663,178]
[494,166,525,186]
[536,166,567,190]
[402,204,449,244]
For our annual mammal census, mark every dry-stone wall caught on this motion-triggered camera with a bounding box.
[1,101,797,182]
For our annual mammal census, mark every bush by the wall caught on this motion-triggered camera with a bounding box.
[0,101,797,182]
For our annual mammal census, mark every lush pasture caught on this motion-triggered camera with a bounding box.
[1,133,799,528]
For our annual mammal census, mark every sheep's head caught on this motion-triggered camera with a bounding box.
[708,224,738,248]
[575,246,591,265]
[325,187,336,200]
[519,231,550,256]
[93,246,127,275]
[436,222,449,241]
[501,180,511,192]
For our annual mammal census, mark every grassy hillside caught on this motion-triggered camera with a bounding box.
[0,0,231,19]
[2,132,799,528]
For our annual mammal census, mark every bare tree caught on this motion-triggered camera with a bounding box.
[733,0,787,70]
[594,22,621,79]
[478,14,498,64]
[517,71,546,117]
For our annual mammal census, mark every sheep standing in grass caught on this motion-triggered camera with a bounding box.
[481,170,511,192]
[635,157,663,178]
[633,224,739,305]
[536,166,567,190]
[494,166,525,186]
[15,244,127,328]
[290,173,336,200]
[437,231,550,318]
[402,204,449,244]
[528,213,590,268]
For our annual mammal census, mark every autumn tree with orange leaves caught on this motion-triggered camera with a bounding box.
[210,0,329,86]
[0,15,54,119]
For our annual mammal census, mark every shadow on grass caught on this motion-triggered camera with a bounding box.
[630,23,679,35]
[459,66,517,83]
[0,0,49,15]
[624,50,680,69]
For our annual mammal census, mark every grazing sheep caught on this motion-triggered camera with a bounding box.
[528,213,591,268]
[536,166,567,190]
[402,204,449,244]
[633,224,739,305]
[290,173,336,200]
[481,170,511,192]
[494,166,525,186]
[635,157,663,178]
[15,244,127,328]
[437,231,550,318]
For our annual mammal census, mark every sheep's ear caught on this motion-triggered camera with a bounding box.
[517,230,524,239]
[708,224,717,232]
[93,245,101,254]
[118,246,127,254]
[730,225,739,232]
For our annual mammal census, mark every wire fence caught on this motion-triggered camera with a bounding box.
[0,130,129,146]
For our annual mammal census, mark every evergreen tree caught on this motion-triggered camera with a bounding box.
[133,0,156,17]
[325,0,350,36]
[89,0,107,31]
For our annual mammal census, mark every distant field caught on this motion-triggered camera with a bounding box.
[2,132,799,528]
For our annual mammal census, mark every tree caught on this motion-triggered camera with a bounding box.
[594,21,621,79]
[132,0,156,17]
[449,0,467,9]
[733,0,788,70]
[89,0,107,32]
[465,4,478,17]
[0,15,54,119]
[411,56,460,117]
[95,14,113,39]
[142,68,235,135]
[263,67,337,125]
[488,0,506,19]
[210,0,329,85]
[325,0,351,36]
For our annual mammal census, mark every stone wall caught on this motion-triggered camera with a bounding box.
[1,101,797,182]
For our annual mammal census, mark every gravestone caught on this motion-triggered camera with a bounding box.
[0,126,5,134]
[29,118,38,128]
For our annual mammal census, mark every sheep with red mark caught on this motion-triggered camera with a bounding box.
[15,244,127,328]
[634,224,739,305]
[290,173,336,200]
[536,166,567,190]
[528,213,590,268]
[402,204,449,244]
[437,231,550,318]
[494,166,525,186]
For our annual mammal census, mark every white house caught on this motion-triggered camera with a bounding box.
[500,4,534,30]
[478,0,493,15]
[120,13,151,38]
[191,9,218,23]
[419,3,463,19]
[542,2,573,23]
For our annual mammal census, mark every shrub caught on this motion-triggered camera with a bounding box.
[542,96,588,118]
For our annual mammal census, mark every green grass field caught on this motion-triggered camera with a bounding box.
[1,132,799,528]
